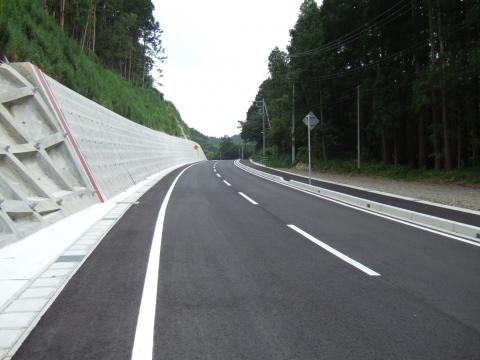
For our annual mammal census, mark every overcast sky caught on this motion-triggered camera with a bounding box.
[153,0,307,138]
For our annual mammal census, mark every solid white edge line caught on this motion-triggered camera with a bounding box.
[288,224,380,277]
[234,160,480,248]
[131,163,197,360]
[223,180,231,187]
[238,192,258,205]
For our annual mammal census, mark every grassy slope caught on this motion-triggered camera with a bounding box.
[0,0,191,138]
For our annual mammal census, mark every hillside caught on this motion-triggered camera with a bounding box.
[189,128,222,159]
[0,0,191,138]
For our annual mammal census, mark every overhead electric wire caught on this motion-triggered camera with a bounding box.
[315,21,467,81]
[289,0,414,58]
[292,2,412,58]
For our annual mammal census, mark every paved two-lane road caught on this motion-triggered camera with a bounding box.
[13,160,480,359]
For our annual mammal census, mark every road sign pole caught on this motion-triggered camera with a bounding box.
[308,117,311,185]
[302,111,319,185]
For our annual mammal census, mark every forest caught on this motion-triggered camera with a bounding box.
[44,0,165,87]
[0,0,187,136]
[241,0,480,172]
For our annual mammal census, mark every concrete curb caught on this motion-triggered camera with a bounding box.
[248,158,480,216]
[235,160,480,243]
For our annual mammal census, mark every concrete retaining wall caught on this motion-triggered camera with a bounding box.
[41,72,205,199]
[0,62,205,247]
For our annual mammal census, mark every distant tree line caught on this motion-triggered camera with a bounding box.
[44,0,165,87]
[241,0,480,170]
[190,129,254,160]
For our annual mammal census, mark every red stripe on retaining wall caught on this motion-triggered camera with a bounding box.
[34,65,105,203]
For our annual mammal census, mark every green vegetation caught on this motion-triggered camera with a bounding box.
[0,0,189,137]
[241,0,480,182]
[189,129,255,160]
[259,153,480,185]
[189,128,222,159]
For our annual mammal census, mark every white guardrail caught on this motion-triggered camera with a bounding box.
[235,160,480,243]
[0,62,206,247]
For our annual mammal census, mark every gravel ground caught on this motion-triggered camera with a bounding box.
[275,164,480,212]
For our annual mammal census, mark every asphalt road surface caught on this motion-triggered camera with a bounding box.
[13,160,480,359]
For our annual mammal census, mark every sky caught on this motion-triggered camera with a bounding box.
[153,0,307,138]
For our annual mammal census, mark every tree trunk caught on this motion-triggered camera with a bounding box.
[381,127,390,165]
[92,4,96,54]
[418,115,426,168]
[437,0,452,170]
[441,86,451,169]
[142,33,146,87]
[432,103,441,170]
[406,117,415,167]
[319,87,327,162]
[457,113,461,169]
[128,48,132,82]
[81,11,90,52]
[428,0,441,170]
[393,133,399,167]
[60,0,66,30]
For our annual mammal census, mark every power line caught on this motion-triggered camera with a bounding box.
[289,0,414,58]
[314,21,468,82]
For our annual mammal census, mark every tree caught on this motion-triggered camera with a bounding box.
[219,136,239,160]
[241,0,480,171]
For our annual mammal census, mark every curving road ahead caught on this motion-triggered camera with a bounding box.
[12,160,480,360]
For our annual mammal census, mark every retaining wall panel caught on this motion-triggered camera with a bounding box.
[0,62,205,247]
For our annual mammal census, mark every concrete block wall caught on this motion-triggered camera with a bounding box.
[41,73,205,199]
[0,62,205,247]
[0,64,97,247]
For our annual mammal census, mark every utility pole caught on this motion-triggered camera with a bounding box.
[251,99,269,161]
[292,83,295,165]
[241,140,244,160]
[262,97,266,157]
[357,85,361,170]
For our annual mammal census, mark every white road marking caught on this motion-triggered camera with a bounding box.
[287,224,381,277]
[216,173,221,178]
[131,163,197,360]
[214,169,217,173]
[223,180,231,187]
[234,160,480,248]
[238,192,258,205]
